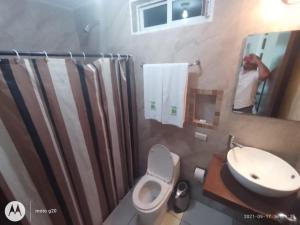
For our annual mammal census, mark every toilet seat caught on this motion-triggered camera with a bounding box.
[133,174,172,212]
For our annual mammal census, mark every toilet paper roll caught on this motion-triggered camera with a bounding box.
[193,167,206,184]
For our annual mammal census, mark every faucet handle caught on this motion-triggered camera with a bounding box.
[229,134,235,140]
[227,134,235,149]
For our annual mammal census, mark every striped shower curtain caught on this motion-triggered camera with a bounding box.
[0,57,138,225]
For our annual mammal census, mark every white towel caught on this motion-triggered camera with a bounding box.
[161,63,188,128]
[143,64,163,122]
[143,63,189,128]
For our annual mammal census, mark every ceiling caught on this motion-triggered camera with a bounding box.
[30,0,96,10]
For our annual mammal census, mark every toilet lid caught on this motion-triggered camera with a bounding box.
[147,144,174,183]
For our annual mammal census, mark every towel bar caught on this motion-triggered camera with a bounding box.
[140,60,201,68]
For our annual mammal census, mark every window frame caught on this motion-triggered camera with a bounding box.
[130,0,214,34]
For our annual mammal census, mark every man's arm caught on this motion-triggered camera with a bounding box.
[251,54,270,81]
[257,60,270,81]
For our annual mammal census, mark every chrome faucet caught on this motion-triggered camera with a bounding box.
[227,135,244,149]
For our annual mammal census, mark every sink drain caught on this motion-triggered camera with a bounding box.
[250,174,259,180]
[291,175,295,179]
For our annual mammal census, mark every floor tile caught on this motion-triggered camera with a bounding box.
[169,210,184,220]
[161,211,182,225]
[181,200,233,225]
[104,191,234,225]
[128,214,139,225]
[104,190,137,225]
[180,220,190,225]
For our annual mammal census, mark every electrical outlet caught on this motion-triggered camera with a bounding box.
[195,132,208,142]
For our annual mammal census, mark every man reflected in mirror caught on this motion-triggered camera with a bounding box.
[233,54,270,113]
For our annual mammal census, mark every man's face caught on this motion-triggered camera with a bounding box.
[243,62,257,71]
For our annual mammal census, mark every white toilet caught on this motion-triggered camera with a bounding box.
[132,144,180,225]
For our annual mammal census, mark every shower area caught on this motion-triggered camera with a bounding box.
[0,1,138,225]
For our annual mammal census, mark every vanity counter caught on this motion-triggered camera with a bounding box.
[203,154,300,222]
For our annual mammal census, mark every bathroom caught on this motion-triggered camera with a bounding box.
[0,0,300,224]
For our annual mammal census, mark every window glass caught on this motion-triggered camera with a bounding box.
[143,4,168,28]
[172,0,203,21]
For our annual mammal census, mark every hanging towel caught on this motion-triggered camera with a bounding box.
[143,64,163,122]
[143,63,189,127]
[161,63,189,128]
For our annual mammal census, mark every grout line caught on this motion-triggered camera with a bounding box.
[127,212,138,225]
[29,201,32,222]
[180,213,192,225]
[169,211,183,221]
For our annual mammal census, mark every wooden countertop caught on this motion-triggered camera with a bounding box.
[203,154,300,221]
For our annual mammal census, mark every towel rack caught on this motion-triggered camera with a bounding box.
[140,60,201,68]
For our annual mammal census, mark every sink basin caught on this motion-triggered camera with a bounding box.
[227,147,300,197]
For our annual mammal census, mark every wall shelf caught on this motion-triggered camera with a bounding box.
[185,89,223,129]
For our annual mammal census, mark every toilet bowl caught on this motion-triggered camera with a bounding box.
[132,144,180,225]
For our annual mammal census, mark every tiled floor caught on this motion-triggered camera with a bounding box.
[103,190,136,225]
[103,190,234,225]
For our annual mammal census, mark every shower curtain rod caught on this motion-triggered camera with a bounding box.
[0,50,132,59]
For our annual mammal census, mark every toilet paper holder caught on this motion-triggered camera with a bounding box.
[193,166,207,184]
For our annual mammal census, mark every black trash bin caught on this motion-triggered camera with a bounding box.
[170,180,190,213]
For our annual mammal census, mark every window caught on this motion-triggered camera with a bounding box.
[172,0,203,21]
[130,0,214,34]
[141,2,168,28]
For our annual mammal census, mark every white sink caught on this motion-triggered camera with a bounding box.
[227,147,300,197]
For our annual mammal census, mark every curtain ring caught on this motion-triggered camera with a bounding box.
[12,49,21,62]
[110,53,114,59]
[68,51,73,60]
[101,53,105,59]
[126,54,130,61]
[117,54,121,60]
[82,52,86,61]
[43,50,49,61]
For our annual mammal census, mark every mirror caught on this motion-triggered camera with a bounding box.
[233,30,300,122]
